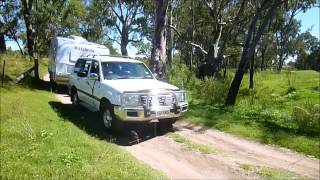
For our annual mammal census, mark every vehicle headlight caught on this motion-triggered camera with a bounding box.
[175,91,187,103]
[121,94,141,106]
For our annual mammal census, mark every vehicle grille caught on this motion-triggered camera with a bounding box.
[141,94,174,107]
[158,95,173,106]
[140,95,152,106]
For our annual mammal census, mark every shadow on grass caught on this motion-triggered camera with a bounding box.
[19,76,52,91]
[185,103,231,127]
[49,101,173,146]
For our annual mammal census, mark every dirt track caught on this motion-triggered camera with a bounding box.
[126,121,319,179]
[44,74,320,179]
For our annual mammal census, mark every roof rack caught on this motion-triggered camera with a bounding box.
[83,54,135,59]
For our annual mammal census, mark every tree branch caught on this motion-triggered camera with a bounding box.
[168,25,208,54]
[115,22,122,33]
[128,5,139,27]
[106,0,123,23]
[128,38,142,43]
[118,0,124,20]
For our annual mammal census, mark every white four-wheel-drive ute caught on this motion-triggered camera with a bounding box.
[69,55,188,132]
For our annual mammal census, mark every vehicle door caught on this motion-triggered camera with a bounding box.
[75,59,92,104]
[87,60,102,110]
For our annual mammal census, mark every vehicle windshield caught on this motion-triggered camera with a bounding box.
[101,62,153,80]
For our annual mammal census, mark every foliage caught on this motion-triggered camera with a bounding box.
[292,103,320,135]
[294,32,320,70]
[167,57,231,105]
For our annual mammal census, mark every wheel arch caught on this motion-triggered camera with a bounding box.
[99,97,112,111]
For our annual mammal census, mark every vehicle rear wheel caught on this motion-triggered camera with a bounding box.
[49,72,57,91]
[71,90,80,107]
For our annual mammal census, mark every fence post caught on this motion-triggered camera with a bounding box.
[2,60,5,87]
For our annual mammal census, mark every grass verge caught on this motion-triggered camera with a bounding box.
[167,132,216,154]
[239,164,309,180]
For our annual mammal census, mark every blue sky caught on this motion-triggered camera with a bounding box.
[295,6,319,38]
[6,6,320,56]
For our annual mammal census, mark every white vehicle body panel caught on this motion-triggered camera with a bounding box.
[102,79,179,94]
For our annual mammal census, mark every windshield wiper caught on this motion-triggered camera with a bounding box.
[117,76,132,79]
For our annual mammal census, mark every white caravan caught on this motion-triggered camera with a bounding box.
[49,35,109,85]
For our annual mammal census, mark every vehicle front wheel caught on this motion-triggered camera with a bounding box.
[100,102,123,134]
[159,118,177,130]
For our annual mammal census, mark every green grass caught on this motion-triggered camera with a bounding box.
[181,70,320,158]
[0,53,33,82]
[0,53,165,179]
[167,133,216,154]
[239,164,309,180]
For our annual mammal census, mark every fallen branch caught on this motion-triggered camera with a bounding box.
[16,66,34,82]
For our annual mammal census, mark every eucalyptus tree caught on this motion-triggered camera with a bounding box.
[225,0,316,106]
[150,0,169,78]
[103,0,146,56]
[80,0,107,42]
[273,7,301,71]
[19,0,86,79]
[295,31,320,70]
[257,32,277,71]
[169,0,252,77]
[0,0,22,54]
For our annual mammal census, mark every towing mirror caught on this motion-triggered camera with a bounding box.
[89,73,99,80]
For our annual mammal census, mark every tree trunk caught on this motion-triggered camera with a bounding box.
[22,0,34,57]
[223,58,228,78]
[190,0,195,71]
[13,37,24,55]
[120,27,129,56]
[167,3,174,66]
[203,18,225,77]
[249,51,254,89]
[277,54,284,71]
[150,0,169,79]
[0,33,6,53]
[225,0,278,106]
[260,47,266,71]
[34,56,39,79]
[22,0,40,79]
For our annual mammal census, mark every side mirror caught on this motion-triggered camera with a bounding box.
[77,71,87,77]
[89,73,99,80]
